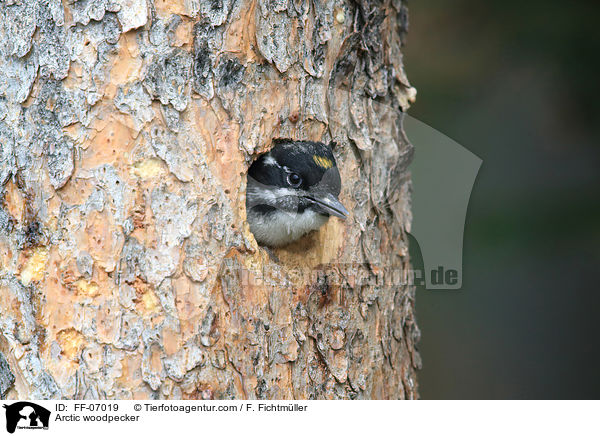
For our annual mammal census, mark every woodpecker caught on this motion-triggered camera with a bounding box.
[246,139,348,247]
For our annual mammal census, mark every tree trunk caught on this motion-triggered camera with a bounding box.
[0,0,419,399]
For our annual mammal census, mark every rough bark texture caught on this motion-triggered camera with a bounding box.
[0,0,419,399]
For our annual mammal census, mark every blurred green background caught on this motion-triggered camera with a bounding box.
[404,0,600,398]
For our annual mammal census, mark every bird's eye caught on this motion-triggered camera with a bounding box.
[287,173,302,187]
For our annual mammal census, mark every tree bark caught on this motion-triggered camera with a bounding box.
[0,0,419,399]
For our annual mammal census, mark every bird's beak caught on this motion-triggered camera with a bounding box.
[306,192,349,219]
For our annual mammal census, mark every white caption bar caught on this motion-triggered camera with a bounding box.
[0,400,597,436]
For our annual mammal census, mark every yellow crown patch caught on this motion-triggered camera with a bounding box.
[313,155,333,169]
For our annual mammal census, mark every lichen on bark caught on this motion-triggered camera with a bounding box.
[0,0,419,399]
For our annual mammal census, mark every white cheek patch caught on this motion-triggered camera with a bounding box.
[246,185,301,205]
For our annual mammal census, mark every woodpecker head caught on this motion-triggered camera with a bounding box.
[246,139,348,247]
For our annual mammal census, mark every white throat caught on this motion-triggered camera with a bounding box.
[247,208,328,247]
